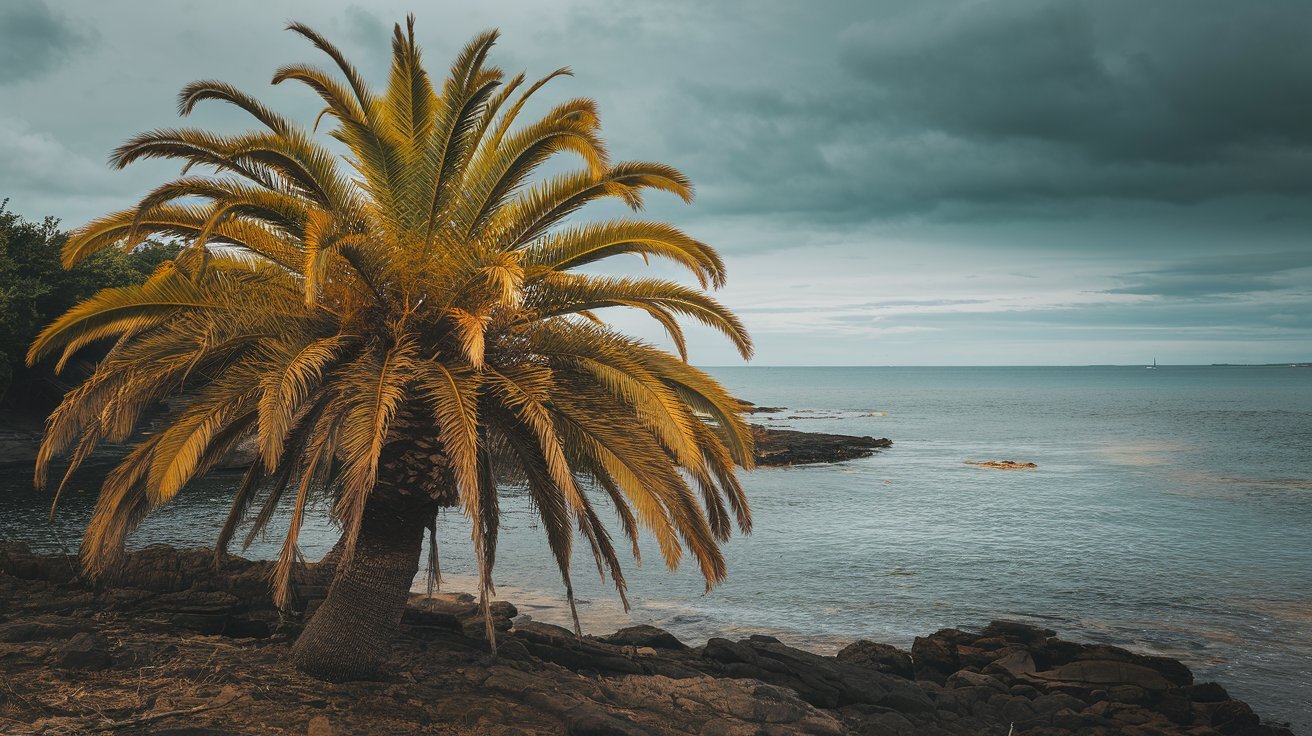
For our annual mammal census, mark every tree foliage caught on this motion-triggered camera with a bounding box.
[0,201,177,411]
[30,18,754,622]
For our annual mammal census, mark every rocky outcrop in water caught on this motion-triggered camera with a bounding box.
[0,544,1294,735]
[751,425,892,466]
[966,460,1038,470]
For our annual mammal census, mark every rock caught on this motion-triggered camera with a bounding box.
[1051,707,1104,731]
[1108,684,1150,704]
[1211,701,1260,733]
[563,704,647,735]
[750,425,892,466]
[515,620,578,648]
[401,604,463,632]
[737,401,785,415]
[515,622,647,677]
[1008,683,1040,699]
[1033,659,1174,691]
[911,630,961,683]
[702,636,934,713]
[53,631,113,671]
[1186,682,1230,703]
[1001,695,1037,723]
[858,711,916,735]
[984,647,1037,678]
[835,640,914,679]
[0,544,1295,736]
[955,644,995,669]
[964,460,1037,470]
[307,715,333,736]
[1154,691,1195,725]
[945,669,1008,693]
[979,619,1055,643]
[1031,693,1088,715]
[599,624,688,650]
[1139,654,1196,688]
[608,675,846,735]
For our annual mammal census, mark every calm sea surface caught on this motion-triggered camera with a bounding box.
[3,366,1310,730]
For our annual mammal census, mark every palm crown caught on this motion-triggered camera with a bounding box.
[28,18,753,662]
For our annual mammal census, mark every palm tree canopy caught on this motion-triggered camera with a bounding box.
[28,18,754,613]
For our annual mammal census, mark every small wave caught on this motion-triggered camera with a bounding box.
[1216,477,1312,490]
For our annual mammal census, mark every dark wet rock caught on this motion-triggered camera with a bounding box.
[945,669,1007,693]
[402,591,518,639]
[965,460,1038,470]
[701,636,935,713]
[737,400,785,415]
[750,425,891,466]
[979,619,1055,643]
[1106,683,1150,704]
[0,547,1298,736]
[983,646,1036,678]
[1031,692,1088,715]
[911,629,962,684]
[1188,681,1231,702]
[1031,659,1176,691]
[53,631,113,671]
[836,640,914,679]
[600,624,688,651]
[562,704,647,735]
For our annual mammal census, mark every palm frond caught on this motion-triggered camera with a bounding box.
[41,21,755,624]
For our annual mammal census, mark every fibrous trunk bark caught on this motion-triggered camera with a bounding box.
[290,497,428,680]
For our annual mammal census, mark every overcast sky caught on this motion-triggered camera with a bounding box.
[2,0,1310,365]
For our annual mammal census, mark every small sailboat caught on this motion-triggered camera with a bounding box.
[1146,358,1157,369]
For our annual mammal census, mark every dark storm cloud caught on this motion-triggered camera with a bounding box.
[840,1,1312,162]
[664,0,1312,221]
[0,0,1308,363]
[1105,252,1312,297]
[0,0,90,84]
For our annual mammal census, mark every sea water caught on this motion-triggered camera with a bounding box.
[2,366,1309,729]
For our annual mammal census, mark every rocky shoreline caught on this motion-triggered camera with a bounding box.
[0,545,1295,735]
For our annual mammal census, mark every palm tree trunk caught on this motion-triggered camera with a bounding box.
[290,496,428,680]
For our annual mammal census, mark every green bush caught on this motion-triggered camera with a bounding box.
[0,200,179,412]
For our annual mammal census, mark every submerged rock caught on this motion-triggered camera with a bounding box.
[965,460,1038,470]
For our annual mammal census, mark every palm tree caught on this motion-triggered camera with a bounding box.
[27,18,754,680]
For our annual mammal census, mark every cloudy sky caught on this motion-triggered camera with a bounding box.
[3,0,1310,365]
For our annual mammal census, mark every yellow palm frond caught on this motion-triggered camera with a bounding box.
[37,20,755,629]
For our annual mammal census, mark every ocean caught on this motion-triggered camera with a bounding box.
[2,365,1310,730]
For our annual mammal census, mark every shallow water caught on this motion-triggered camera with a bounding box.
[2,366,1309,730]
